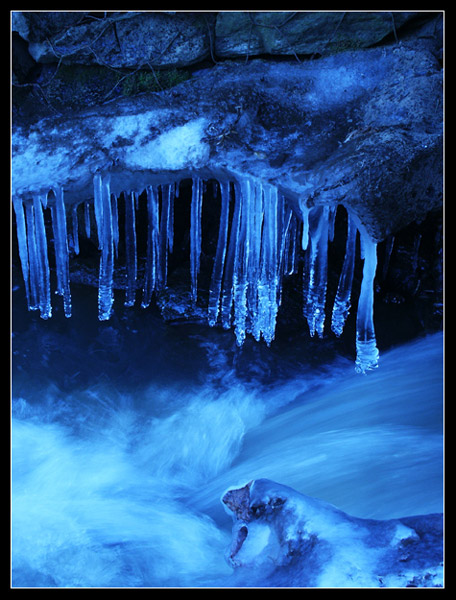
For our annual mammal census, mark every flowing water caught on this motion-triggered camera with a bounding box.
[11,287,443,588]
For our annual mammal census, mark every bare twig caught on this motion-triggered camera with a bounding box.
[204,14,219,64]
[245,12,257,64]
[273,24,301,63]
[247,12,302,63]
[390,12,399,45]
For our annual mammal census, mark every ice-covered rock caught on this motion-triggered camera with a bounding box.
[222,479,443,588]
[12,44,442,241]
[11,37,442,368]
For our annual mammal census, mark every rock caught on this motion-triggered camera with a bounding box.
[214,12,418,58]
[12,11,84,42]
[25,12,211,69]
[222,478,443,587]
[11,44,442,242]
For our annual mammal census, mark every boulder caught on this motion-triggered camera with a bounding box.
[24,12,211,69]
[214,11,417,58]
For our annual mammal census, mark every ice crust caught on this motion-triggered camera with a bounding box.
[13,173,380,372]
[222,478,443,588]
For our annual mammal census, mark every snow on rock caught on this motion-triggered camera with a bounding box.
[222,479,443,588]
[12,44,442,241]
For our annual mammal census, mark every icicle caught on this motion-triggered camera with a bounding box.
[247,182,264,341]
[284,212,299,276]
[142,185,160,307]
[93,173,114,321]
[12,197,31,309]
[233,178,252,346]
[328,206,337,242]
[93,173,103,250]
[84,201,91,239]
[278,201,293,279]
[165,184,175,255]
[303,206,329,338]
[382,234,395,281]
[52,187,72,317]
[355,230,379,373]
[220,181,242,330]
[331,214,357,337]
[190,177,203,304]
[32,195,52,319]
[158,185,172,290]
[24,202,39,311]
[112,194,119,258]
[208,181,231,327]
[124,191,137,307]
[299,198,310,251]
[71,203,80,255]
[258,184,279,346]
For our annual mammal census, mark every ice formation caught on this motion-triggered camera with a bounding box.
[222,479,443,587]
[12,173,380,372]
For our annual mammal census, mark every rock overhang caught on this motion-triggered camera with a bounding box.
[12,44,442,242]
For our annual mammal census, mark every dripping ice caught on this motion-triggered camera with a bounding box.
[12,174,379,372]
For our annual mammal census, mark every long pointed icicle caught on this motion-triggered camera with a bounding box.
[284,212,299,276]
[24,202,39,311]
[233,178,251,346]
[303,206,329,338]
[71,203,80,256]
[220,181,242,330]
[158,185,171,290]
[166,184,175,255]
[355,230,379,373]
[277,201,293,282]
[112,194,119,258]
[190,177,203,304]
[247,182,264,341]
[52,187,72,317]
[331,214,357,337]
[94,173,114,321]
[258,184,279,346]
[142,186,160,307]
[84,201,91,239]
[382,234,395,281]
[299,198,310,251]
[33,195,52,319]
[124,191,137,306]
[13,197,31,309]
[208,181,231,327]
[93,174,104,250]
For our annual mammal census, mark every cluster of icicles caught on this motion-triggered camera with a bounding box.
[13,174,379,373]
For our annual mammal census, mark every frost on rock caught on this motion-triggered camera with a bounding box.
[13,172,382,371]
[222,479,443,588]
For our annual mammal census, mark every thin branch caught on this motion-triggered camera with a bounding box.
[273,24,301,63]
[390,12,399,45]
[247,12,301,63]
[204,14,219,64]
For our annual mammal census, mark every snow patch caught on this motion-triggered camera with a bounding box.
[125,119,209,171]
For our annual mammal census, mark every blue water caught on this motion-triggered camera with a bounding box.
[11,295,443,588]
